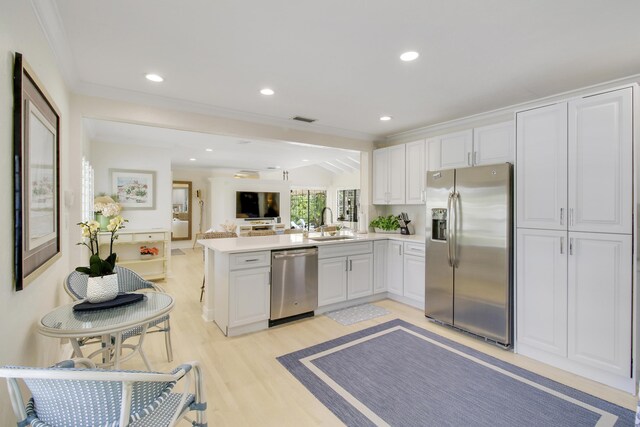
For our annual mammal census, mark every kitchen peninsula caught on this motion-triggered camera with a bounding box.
[200,233,425,336]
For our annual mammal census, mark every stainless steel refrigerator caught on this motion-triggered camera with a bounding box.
[425,163,513,346]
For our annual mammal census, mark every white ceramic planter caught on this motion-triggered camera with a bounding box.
[86,274,119,303]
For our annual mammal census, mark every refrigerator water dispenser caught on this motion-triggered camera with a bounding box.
[431,208,447,241]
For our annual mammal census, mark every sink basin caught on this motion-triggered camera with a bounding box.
[308,235,357,242]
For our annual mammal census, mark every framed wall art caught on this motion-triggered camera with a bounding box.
[13,52,61,291]
[110,169,156,210]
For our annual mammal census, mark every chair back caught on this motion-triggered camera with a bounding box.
[201,231,238,239]
[0,364,188,427]
[248,230,276,237]
[64,266,156,300]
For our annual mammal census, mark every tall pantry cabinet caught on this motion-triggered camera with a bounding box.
[515,86,636,392]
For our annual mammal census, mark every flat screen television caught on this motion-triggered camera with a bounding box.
[236,191,280,219]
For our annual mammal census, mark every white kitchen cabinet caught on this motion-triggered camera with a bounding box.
[516,103,568,230]
[373,240,387,293]
[405,139,426,205]
[373,145,406,204]
[439,130,474,170]
[517,87,632,233]
[228,267,271,328]
[403,251,425,304]
[386,241,404,295]
[318,257,348,306]
[472,121,514,165]
[567,232,632,376]
[568,88,633,234]
[426,137,441,172]
[516,229,567,357]
[318,252,373,306]
[347,253,374,299]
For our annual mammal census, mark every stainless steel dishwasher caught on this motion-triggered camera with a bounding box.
[270,247,318,326]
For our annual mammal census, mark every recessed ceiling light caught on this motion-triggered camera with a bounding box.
[380,116,392,121]
[145,73,164,82]
[205,148,213,152]
[302,159,309,162]
[189,158,196,161]
[400,51,419,62]
[260,88,275,96]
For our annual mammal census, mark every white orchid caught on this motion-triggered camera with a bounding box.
[76,216,128,276]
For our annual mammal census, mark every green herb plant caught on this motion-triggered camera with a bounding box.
[369,215,400,231]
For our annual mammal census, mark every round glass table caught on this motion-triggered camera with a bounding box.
[39,291,174,369]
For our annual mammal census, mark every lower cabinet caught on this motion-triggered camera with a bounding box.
[318,253,373,306]
[403,254,425,303]
[373,241,388,293]
[516,228,633,389]
[387,241,404,295]
[229,267,271,327]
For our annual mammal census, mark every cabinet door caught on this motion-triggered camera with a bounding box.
[473,121,514,165]
[405,140,426,204]
[440,130,473,170]
[387,144,406,204]
[426,138,441,172]
[318,257,348,306]
[567,232,632,377]
[516,229,567,357]
[229,267,271,327]
[403,254,425,303]
[568,88,633,234]
[516,103,568,230]
[373,148,389,204]
[387,241,404,295]
[347,253,374,299]
[373,241,387,293]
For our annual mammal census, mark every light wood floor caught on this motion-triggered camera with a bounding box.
[123,248,637,425]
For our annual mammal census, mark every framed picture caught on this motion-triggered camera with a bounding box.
[13,52,61,291]
[110,169,156,210]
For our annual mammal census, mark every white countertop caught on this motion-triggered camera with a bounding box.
[199,232,425,253]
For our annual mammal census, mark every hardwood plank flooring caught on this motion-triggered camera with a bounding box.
[121,248,637,425]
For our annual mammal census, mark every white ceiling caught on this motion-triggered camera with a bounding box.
[37,1,640,139]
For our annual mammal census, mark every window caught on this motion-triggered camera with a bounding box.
[290,189,326,230]
[81,157,94,222]
[337,189,359,224]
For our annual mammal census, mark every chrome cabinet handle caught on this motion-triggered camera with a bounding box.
[560,237,564,254]
[560,208,564,226]
[467,152,472,166]
[349,259,353,271]
[570,208,574,226]
[345,259,349,271]
[473,152,478,165]
[569,238,574,255]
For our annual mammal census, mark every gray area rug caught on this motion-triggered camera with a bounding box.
[171,248,185,256]
[325,304,390,326]
[278,319,635,426]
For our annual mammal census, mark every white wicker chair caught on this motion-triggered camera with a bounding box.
[64,266,173,363]
[0,359,207,427]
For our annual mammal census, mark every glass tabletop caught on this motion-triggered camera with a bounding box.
[39,292,174,336]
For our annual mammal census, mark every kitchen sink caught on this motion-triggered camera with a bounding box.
[308,235,357,241]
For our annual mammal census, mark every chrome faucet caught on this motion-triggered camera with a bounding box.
[319,207,333,236]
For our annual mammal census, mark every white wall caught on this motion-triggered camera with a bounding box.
[210,178,291,231]
[172,168,213,247]
[91,141,172,231]
[0,1,73,423]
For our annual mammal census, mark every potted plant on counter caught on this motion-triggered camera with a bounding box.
[76,216,128,303]
[369,215,400,233]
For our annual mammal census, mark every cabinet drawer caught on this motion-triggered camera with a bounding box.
[403,242,425,257]
[98,233,133,245]
[230,251,271,270]
[134,232,166,242]
[318,242,372,259]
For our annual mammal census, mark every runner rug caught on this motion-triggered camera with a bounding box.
[277,319,635,426]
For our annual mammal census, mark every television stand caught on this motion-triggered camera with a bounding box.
[238,220,285,236]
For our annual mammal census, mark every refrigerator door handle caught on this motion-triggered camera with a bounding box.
[452,191,459,267]
[446,192,454,266]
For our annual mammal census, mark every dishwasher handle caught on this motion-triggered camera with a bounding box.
[272,248,318,259]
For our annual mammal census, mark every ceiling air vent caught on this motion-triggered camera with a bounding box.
[291,116,317,123]
[233,170,260,179]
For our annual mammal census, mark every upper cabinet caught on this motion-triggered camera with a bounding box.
[517,87,633,234]
[427,123,513,171]
[405,140,426,205]
[373,145,406,204]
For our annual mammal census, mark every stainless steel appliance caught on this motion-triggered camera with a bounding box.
[425,163,513,346]
[270,247,318,326]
